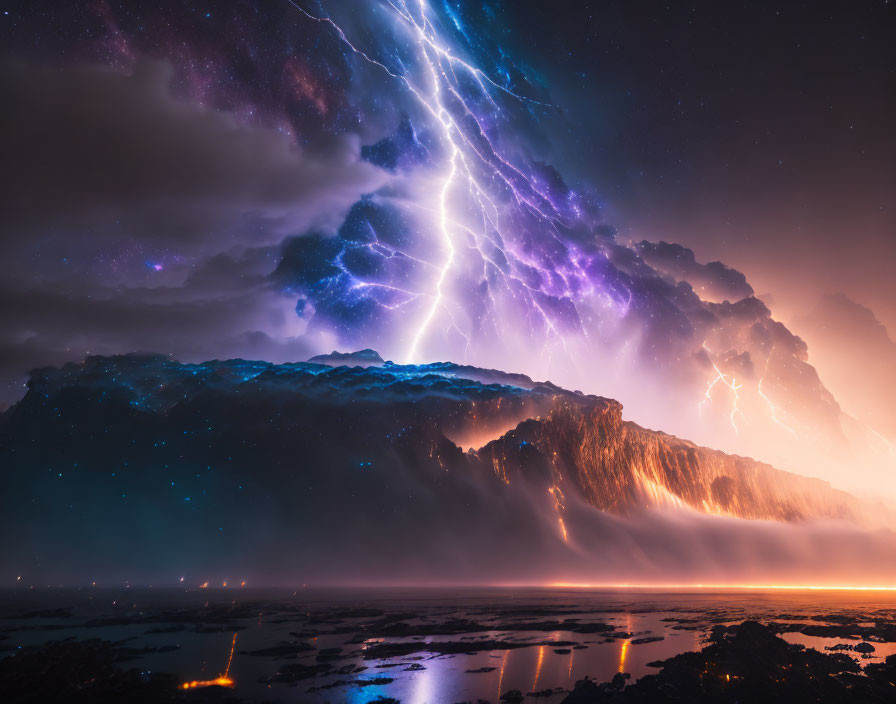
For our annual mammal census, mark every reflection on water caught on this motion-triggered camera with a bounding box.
[618,638,630,673]
[3,587,896,703]
[782,632,896,661]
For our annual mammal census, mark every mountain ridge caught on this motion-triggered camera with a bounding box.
[1,351,893,584]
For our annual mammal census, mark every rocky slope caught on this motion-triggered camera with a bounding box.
[478,396,888,527]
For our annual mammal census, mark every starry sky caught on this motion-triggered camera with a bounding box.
[502,0,896,328]
[0,0,893,493]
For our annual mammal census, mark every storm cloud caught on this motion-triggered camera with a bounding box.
[0,58,386,402]
[0,59,386,249]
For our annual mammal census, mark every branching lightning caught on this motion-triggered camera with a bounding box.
[284,0,631,366]
[699,344,743,434]
[284,0,828,453]
[758,348,797,436]
[757,377,796,436]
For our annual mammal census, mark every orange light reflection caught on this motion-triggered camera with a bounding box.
[618,639,630,673]
[180,676,234,690]
[532,644,545,691]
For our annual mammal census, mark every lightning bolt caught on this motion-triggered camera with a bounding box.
[757,378,796,436]
[757,348,797,436]
[284,0,631,366]
[699,344,743,434]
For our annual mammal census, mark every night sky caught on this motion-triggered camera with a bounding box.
[0,0,893,493]
[496,1,895,328]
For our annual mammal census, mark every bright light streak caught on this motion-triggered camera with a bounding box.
[549,485,569,542]
[699,344,743,434]
[618,638,630,673]
[180,633,238,690]
[180,676,234,690]
[283,0,612,366]
[758,377,796,436]
[496,649,509,700]
[532,644,545,690]
[224,633,237,678]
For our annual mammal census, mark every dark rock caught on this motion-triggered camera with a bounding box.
[315,646,344,661]
[560,620,884,703]
[363,638,576,659]
[261,661,332,683]
[0,638,186,703]
[306,676,393,691]
[246,641,315,657]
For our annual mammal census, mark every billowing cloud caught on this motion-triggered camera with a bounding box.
[0,58,386,402]
[0,59,387,252]
[793,293,896,438]
[636,240,754,303]
[0,274,318,404]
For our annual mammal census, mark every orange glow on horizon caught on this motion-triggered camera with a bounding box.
[547,581,896,591]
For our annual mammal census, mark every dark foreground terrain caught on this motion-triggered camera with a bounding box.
[3,588,896,703]
[563,620,896,703]
[4,620,896,704]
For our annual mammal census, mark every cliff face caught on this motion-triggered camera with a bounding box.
[476,397,888,527]
[0,352,891,583]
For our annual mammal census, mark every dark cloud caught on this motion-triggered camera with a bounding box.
[0,277,312,398]
[0,57,390,401]
[0,208,319,403]
[0,59,386,252]
[636,241,754,303]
